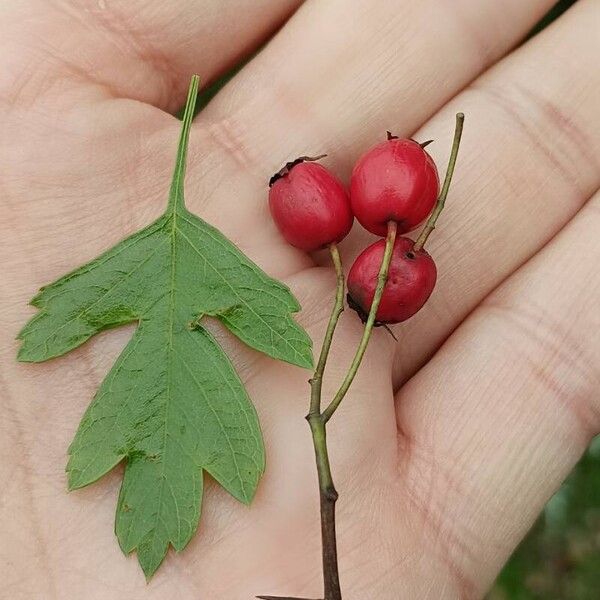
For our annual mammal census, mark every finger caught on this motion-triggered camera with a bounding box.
[175,0,555,291]
[395,188,600,597]
[1,0,301,111]
[390,0,600,385]
[1,0,555,280]
[199,0,555,170]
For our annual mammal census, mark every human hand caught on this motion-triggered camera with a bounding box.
[2,1,599,598]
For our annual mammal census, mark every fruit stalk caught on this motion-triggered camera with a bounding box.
[321,220,397,423]
[309,244,345,418]
[413,113,465,252]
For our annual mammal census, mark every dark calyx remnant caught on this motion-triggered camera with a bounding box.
[387,130,434,149]
[268,154,328,187]
[346,293,397,340]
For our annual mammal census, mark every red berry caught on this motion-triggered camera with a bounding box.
[347,236,437,324]
[350,138,439,236]
[269,158,353,251]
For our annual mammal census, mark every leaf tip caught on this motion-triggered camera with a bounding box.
[29,291,44,308]
[65,459,95,491]
[16,346,30,363]
[239,489,256,507]
[16,342,41,363]
[299,349,315,370]
[285,339,314,370]
[66,470,83,492]
[137,541,169,581]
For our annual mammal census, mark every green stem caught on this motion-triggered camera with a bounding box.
[306,244,345,600]
[259,225,398,600]
[321,220,397,424]
[309,245,345,418]
[413,112,464,252]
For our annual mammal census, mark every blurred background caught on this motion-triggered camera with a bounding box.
[490,435,600,599]
[195,1,599,597]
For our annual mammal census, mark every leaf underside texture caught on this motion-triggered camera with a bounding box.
[17,76,313,578]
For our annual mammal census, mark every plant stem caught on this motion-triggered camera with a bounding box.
[321,221,397,424]
[307,415,341,600]
[260,114,464,600]
[261,226,398,600]
[306,243,345,600]
[413,112,464,252]
[309,245,345,418]
[308,224,396,599]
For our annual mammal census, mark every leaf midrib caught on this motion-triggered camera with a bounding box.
[144,205,181,553]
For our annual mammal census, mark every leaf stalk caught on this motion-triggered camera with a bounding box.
[168,74,200,213]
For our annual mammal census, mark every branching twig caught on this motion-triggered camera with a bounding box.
[321,221,397,423]
[308,223,397,600]
[260,114,464,600]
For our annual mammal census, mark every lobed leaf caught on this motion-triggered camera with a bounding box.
[17,75,313,577]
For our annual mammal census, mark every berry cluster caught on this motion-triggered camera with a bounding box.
[269,114,464,326]
[263,114,463,600]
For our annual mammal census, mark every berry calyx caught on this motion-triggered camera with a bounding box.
[268,156,353,251]
[350,137,439,236]
[347,236,437,324]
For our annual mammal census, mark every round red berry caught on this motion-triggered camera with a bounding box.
[350,139,439,237]
[269,159,353,251]
[347,236,437,324]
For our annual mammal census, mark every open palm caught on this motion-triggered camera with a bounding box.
[2,1,599,599]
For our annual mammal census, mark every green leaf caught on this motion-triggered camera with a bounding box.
[17,75,313,578]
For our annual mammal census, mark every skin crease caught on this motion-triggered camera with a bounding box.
[269,161,353,251]
[350,139,439,237]
[2,1,600,599]
[347,237,437,324]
